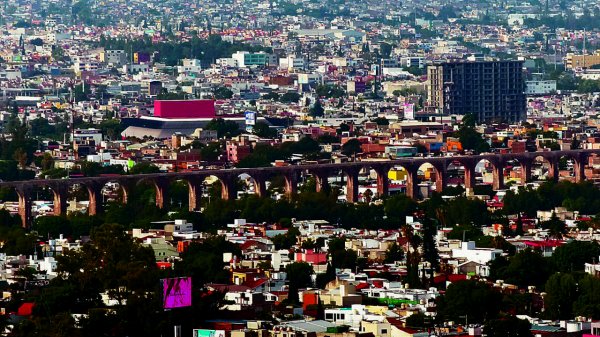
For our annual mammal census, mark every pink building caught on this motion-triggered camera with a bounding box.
[226,140,252,163]
[303,127,323,139]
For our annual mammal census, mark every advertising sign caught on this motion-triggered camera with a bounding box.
[404,103,415,120]
[162,277,192,309]
[245,111,256,126]
[194,330,226,337]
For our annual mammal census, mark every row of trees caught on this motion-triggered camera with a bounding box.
[503,181,600,218]
[98,34,271,67]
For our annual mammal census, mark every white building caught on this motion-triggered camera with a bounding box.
[400,56,425,69]
[451,241,502,265]
[216,58,237,67]
[507,14,539,26]
[280,55,306,71]
[585,258,600,276]
[38,257,58,276]
[100,49,127,66]
[72,128,102,143]
[526,80,557,95]
[222,291,265,311]
[177,59,202,74]
[72,56,99,73]
[231,51,276,68]
[123,63,150,74]
[324,305,389,329]
[297,73,322,85]
[271,250,291,271]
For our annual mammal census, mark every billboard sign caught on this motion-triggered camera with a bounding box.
[162,277,192,309]
[194,330,226,337]
[245,111,256,126]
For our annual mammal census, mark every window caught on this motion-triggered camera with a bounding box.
[381,329,388,334]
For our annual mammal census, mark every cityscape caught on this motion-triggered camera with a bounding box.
[0,0,600,336]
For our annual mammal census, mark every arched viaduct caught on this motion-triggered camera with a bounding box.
[1,149,598,228]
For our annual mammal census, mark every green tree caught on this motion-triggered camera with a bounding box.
[279,92,301,103]
[284,136,321,154]
[129,162,160,174]
[236,143,287,168]
[544,272,577,320]
[176,235,241,286]
[12,148,27,169]
[383,242,404,263]
[263,91,280,100]
[200,142,223,162]
[578,79,600,93]
[51,45,67,62]
[29,38,44,46]
[205,118,241,138]
[331,249,358,270]
[573,274,600,319]
[32,223,162,336]
[34,216,71,237]
[551,240,600,272]
[437,280,502,324]
[475,236,516,255]
[405,312,429,329]
[271,227,300,250]
[40,152,55,171]
[253,121,277,138]
[310,99,324,117]
[315,84,345,98]
[341,139,362,156]
[503,187,542,217]
[0,161,20,181]
[317,134,340,144]
[213,86,233,99]
[540,213,566,239]
[455,126,490,154]
[422,218,439,271]
[383,194,417,225]
[483,317,532,337]
[492,249,551,288]
[286,262,314,303]
[442,196,491,228]
[315,263,336,289]
[99,119,123,140]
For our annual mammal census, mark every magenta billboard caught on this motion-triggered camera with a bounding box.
[162,277,192,309]
[154,100,216,119]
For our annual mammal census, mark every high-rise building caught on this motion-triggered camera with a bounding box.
[427,60,526,122]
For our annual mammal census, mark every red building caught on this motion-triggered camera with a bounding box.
[508,139,527,153]
[295,249,327,265]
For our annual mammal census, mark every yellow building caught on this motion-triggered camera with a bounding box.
[388,169,407,181]
[565,50,600,69]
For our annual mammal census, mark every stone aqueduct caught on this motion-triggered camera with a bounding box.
[1,149,599,228]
